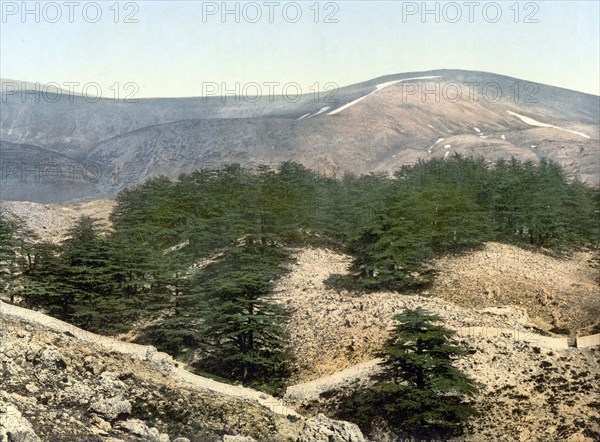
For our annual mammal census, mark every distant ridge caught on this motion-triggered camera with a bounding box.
[1,70,598,202]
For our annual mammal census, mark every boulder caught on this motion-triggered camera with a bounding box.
[89,396,131,421]
[297,413,366,442]
[0,400,42,442]
[114,419,170,442]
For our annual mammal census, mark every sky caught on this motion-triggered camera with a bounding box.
[1,0,599,98]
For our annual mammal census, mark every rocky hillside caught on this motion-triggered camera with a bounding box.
[0,300,367,442]
[271,247,600,441]
[432,243,600,336]
[1,211,598,441]
[273,246,599,382]
[0,199,115,243]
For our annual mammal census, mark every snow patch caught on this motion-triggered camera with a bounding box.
[309,107,331,118]
[328,76,441,115]
[473,127,481,133]
[297,113,310,120]
[444,144,452,149]
[501,134,506,140]
[428,138,445,153]
[506,111,590,139]
[444,151,450,159]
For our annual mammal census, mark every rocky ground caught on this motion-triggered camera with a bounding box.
[273,246,599,382]
[0,200,115,243]
[0,305,366,442]
[431,243,600,336]
[272,246,600,441]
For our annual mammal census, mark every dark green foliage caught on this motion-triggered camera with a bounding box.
[58,217,116,329]
[19,216,131,333]
[337,308,478,439]
[486,158,599,247]
[193,244,291,392]
[0,211,22,302]
[330,158,491,291]
[111,166,301,390]
[329,155,598,291]
[18,241,62,308]
[5,156,598,392]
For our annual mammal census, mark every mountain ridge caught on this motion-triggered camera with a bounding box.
[1,70,598,202]
[5,69,598,99]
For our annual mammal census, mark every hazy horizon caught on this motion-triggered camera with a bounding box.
[2,67,599,100]
[1,1,599,98]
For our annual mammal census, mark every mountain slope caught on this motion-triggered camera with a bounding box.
[86,71,599,194]
[0,141,104,202]
[0,300,366,442]
[2,70,598,202]
[1,241,598,440]
[1,72,405,153]
[271,247,600,441]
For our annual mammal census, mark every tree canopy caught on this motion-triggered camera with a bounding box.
[1,156,597,393]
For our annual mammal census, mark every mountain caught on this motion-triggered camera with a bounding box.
[2,70,598,202]
[0,141,103,202]
[0,75,384,152]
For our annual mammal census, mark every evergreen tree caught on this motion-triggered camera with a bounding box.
[194,243,291,392]
[377,308,478,437]
[59,216,122,331]
[138,246,196,356]
[345,162,490,291]
[337,308,478,439]
[18,240,72,315]
[0,211,22,302]
[109,180,179,323]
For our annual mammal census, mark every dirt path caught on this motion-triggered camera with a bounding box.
[0,300,299,418]
[273,246,599,383]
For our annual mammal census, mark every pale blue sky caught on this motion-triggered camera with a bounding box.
[1,1,599,97]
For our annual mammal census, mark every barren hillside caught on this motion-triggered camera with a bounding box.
[3,70,598,202]
[273,247,599,441]
[0,301,366,442]
[431,243,600,335]
[273,246,599,382]
[0,200,115,243]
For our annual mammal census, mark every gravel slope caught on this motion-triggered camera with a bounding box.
[274,247,600,441]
